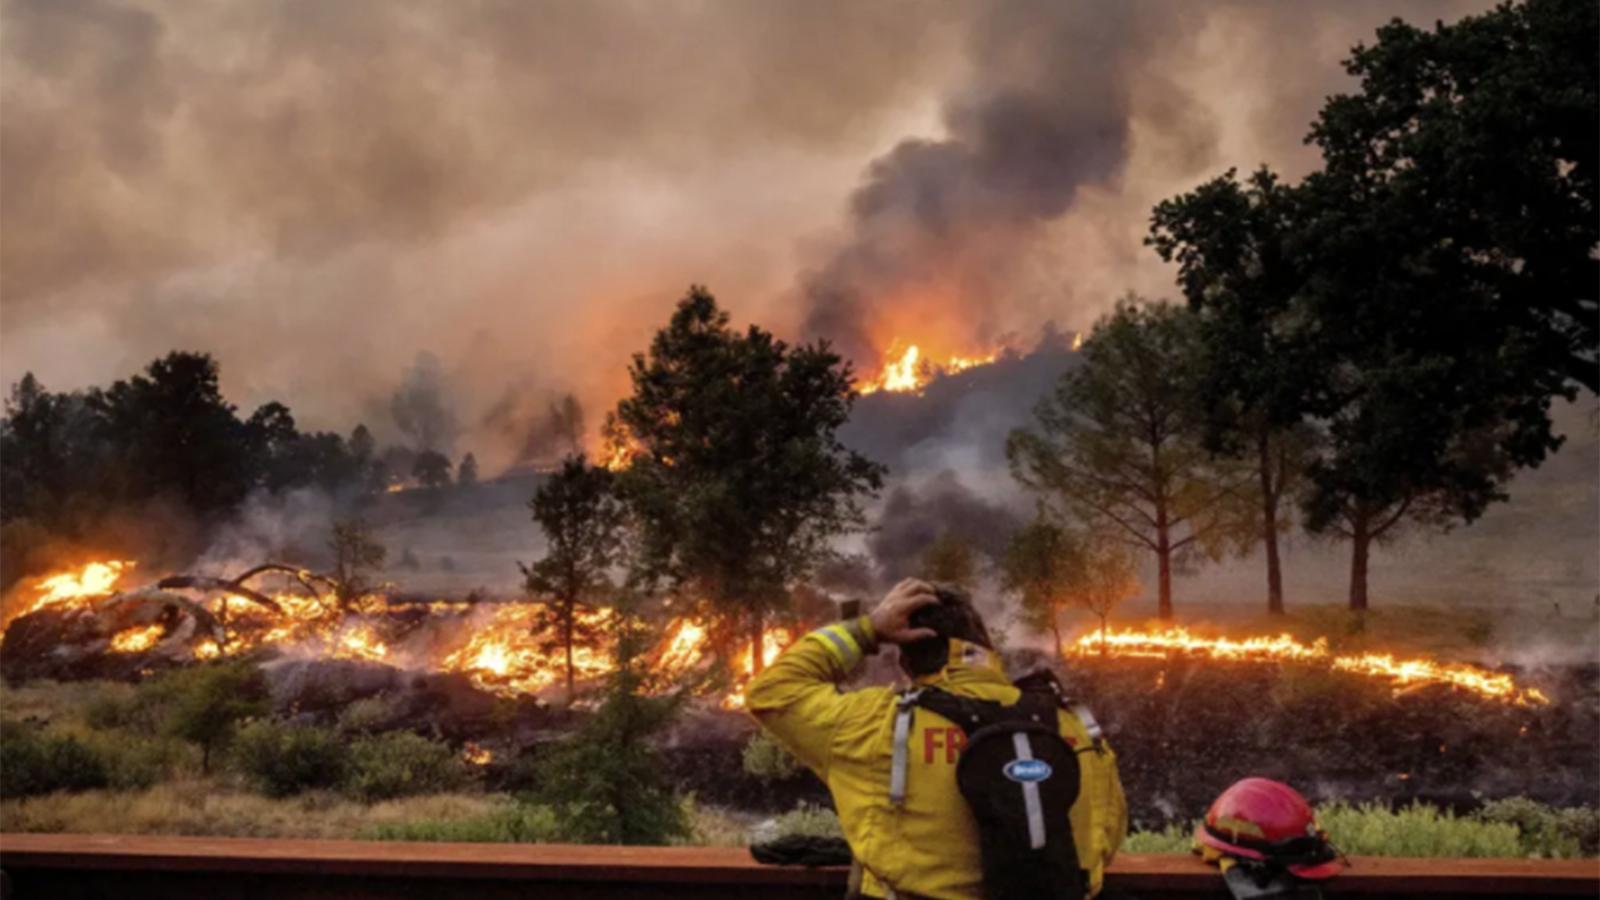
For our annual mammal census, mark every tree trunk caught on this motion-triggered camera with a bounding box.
[1349,507,1371,613]
[1098,615,1108,657]
[749,611,765,676]
[564,614,576,707]
[1258,430,1284,615]
[1155,506,1174,620]
[1051,607,1063,660]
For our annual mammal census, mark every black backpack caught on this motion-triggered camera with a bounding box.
[889,671,1088,900]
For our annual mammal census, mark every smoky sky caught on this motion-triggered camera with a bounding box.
[0,0,1490,470]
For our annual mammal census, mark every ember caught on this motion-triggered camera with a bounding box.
[1071,625,1548,706]
[109,623,164,654]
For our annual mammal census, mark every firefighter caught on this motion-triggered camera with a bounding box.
[747,578,1127,899]
[1193,777,1344,899]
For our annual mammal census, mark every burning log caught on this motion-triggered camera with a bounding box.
[155,576,284,615]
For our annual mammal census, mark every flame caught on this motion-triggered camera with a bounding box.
[440,604,617,697]
[4,560,135,630]
[721,626,794,709]
[109,623,164,653]
[858,342,999,395]
[462,741,493,765]
[1071,625,1548,706]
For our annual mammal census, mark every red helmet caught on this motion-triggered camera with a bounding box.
[1194,778,1343,880]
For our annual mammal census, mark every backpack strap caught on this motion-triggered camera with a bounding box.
[1014,667,1105,753]
[889,689,921,807]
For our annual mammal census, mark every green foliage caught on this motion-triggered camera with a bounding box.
[1147,167,1315,615]
[344,731,472,802]
[1,355,377,582]
[0,719,110,798]
[613,285,885,640]
[232,720,349,797]
[337,695,403,735]
[1319,802,1523,858]
[1124,822,1192,854]
[521,454,625,704]
[158,660,270,773]
[1127,799,1600,858]
[366,801,560,843]
[766,802,843,840]
[1478,796,1600,857]
[1008,300,1252,618]
[531,603,689,844]
[741,731,801,783]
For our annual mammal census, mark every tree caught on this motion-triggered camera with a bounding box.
[88,352,256,515]
[533,598,688,844]
[1288,0,1596,609]
[412,450,452,489]
[1069,539,1139,655]
[329,518,386,610]
[922,530,978,591]
[1002,518,1137,657]
[1007,299,1251,619]
[160,659,270,774]
[457,452,480,489]
[1000,518,1083,658]
[1148,168,1317,614]
[521,455,624,705]
[613,286,885,671]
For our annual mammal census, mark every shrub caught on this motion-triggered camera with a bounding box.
[344,731,471,801]
[531,608,688,844]
[232,720,348,797]
[0,720,109,798]
[366,801,559,842]
[157,660,271,772]
[1123,822,1192,854]
[741,731,801,783]
[1317,802,1522,858]
[1477,796,1599,857]
[766,802,843,840]
[337,696,402,735]
[78,731,182,790]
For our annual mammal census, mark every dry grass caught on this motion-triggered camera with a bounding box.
[0,778,499,838]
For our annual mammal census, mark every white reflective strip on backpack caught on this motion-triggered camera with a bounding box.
[889,691,920,807]
[1071,702,1103,746]
[1011,732,1047,850]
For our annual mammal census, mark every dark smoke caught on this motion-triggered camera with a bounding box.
[867,470,1026,583]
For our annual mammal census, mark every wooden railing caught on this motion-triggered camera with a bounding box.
[1,833,1595,899]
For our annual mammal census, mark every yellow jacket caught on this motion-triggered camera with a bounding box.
[747,617,1128,899]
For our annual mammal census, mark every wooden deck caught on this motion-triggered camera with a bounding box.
[1,833,1595,898]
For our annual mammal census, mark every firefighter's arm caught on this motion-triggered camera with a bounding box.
[745,616,879,777]
[747,578,938,778]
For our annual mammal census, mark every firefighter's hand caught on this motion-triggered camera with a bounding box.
[869,578,940,645]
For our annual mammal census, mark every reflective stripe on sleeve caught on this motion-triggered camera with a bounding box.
[811,624,863,669]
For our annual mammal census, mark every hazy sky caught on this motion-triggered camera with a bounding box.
[0,0,1489,469]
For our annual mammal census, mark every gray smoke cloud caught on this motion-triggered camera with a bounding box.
[1,0,1491,473]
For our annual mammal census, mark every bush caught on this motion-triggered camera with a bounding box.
[157,660,271,772]
[0,720,109,798]
[1477,796,1599,857]
[530,607,689,845]
[78,731,182,790]
[232,720,348,797]
[741,731,801,783]
[344,731,471,801]
[766,802,843,840]
[1123,822,1192,854]
[366,801,559,842]
[1316,802,1523,858]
